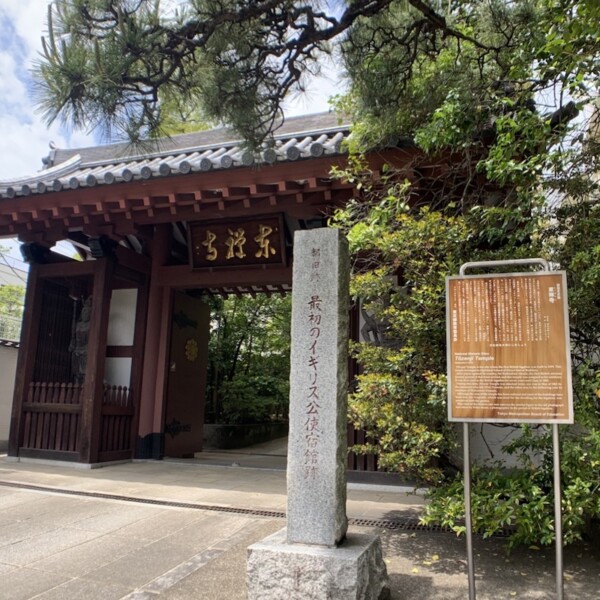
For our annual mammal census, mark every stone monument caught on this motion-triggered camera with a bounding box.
[247,228,390,599]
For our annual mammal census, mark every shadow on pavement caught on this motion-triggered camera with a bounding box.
[372,507,600,600]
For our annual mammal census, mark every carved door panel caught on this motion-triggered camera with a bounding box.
[164,292,210,457]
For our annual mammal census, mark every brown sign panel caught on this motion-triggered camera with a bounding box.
[189,215,286,269]
[446,272,573,423]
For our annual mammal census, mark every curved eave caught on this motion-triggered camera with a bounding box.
[0,129,348,200]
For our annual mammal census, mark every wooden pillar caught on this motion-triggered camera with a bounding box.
[136,225,172,458]
[128,272,150,458]
[8,263,42,457]
[79,258,113,463]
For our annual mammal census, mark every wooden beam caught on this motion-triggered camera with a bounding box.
[222,186,250,198]
[138,224,171,442]
[79,258,113,464]
[115,219,137,236]
[36,260,97,279]
[114,245,151,275]
[0,149,416,241]
[106,345,134,358]
[155,263,292,289]
[278,180,304,192]
[18,230,58,246]
[198,189,222,201]
[8,263,43,457]
[249,183,279,195]
[130,268,150,457]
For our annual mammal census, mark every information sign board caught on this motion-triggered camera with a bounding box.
[446,271,573,423]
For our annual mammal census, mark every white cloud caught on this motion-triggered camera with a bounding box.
[0,113,90,178]
[0,0,48,63]
[0,1,95,180]
[0,52,29,112]
[0,1,346,181]
[282,51,347,118]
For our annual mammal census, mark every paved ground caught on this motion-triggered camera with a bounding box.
[0,453,598,599]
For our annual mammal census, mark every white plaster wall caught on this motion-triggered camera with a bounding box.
[453,423,542,469]
[107,288,137,347]
[105,288,137,389]
[0,344,18,451]
[104,357,133,388]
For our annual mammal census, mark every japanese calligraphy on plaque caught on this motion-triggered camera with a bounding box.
[446,272,573,423]
[188,215,286,269]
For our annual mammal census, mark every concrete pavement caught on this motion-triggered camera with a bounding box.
[0,455,598,599]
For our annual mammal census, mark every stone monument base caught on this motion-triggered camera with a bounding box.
[247,528,390,600]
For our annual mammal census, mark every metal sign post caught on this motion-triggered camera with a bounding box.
[447,259,573,600]
[553,423,564,600]
[463,422,476,600]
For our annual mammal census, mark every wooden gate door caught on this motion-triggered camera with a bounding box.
[163,292,210,457]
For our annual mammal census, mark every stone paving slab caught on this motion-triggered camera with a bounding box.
[65,503,166,534]
[0,458,598,599]
[98,509,210,543]
[157,520,283,600]
[1,566,72,600]
[82,514,254,590]
[0,561,17,575]
[0,458,424,521]
[33,578,133,600]
[31,531,159,578]
[0,526,101,566]
[0,489,41,510]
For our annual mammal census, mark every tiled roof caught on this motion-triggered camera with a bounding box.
[0,112,349,200]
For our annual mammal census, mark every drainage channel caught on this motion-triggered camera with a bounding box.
[0,479,510,537]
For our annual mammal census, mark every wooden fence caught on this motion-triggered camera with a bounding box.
[19,381,135,462]
[21,382,82,458]
[347,424,378,471]
[98,384,135,462]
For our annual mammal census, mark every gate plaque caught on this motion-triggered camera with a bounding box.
[188,215,286,269]
[446,271,573,423]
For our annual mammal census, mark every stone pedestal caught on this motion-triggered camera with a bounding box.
[247,528,390,600]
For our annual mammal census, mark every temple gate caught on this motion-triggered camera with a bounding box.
[0,113,415,465]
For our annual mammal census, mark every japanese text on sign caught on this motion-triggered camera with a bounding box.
[447,272,573,423]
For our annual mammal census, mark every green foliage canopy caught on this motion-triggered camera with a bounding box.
[331,0,600,547]
[0,284,25,318]
[32,0,600,547]
[205,294,291,425]
[33,0,394,145]
[34,0,526,147]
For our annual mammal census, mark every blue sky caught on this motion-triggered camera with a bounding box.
[0,1,95,262]
[0,1,341,261]
[0,1,94,181]
[0,1,340,182]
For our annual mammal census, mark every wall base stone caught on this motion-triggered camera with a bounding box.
[247,528,390,600]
